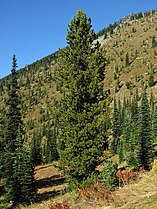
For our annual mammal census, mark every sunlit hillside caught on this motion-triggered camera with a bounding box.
[1,11,157,139]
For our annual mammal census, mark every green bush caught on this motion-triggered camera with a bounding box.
[66,172,98,191]
[99,159,118,191]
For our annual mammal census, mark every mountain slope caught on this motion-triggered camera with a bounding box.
[0,10,157,147]
[103,11,157,100]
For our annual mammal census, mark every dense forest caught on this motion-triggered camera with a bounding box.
[0,9,157,208]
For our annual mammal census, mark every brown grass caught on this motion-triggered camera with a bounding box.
[113,171,157,209]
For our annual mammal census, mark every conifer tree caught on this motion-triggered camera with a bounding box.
[3,55,23,203]
[56,10,107,181]
[30,129,42,166]
[126,95,140,168]
[130,95,139,125]
[137,89,154,169]
[45,123,59,163]
[121,112,131,162]
[110,98,120,154]
[3,55,36,205]
[152,36,157,48]
[13,129,37,203]
[148,68,154,87]
[125,52,130,67]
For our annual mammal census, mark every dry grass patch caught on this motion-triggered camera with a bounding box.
[113,171,157,209]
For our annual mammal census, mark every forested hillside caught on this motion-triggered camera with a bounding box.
[0,9,157,208]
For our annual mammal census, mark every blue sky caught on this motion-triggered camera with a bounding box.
[0,0,157,78]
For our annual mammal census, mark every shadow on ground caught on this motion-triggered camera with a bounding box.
[36,174,66,202]
[37,189,65,202]
[36,174,65,189]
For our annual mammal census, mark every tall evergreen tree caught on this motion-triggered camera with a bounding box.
[3,55,23,203]
[3,55,36,205]
[137,89,154,169]
[56,10,107,181]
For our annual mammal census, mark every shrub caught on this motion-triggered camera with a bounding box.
[116,170,137,186]
[49,200,70,209]
[78,181,114,204]
[99,159,118,191]
[66,172,98,191]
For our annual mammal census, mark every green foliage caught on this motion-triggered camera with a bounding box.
[131,27,136,33]
[3,55,36,205]
[56,10,107,182]
[114,91,154,170]
[30,129,42,166]
[137,89,154,169]
[3,55,23,203]
[110,98,120,154]
[99,159,118,191]
[115,78,120,93]
[12,130,37,204]
[66,172,98,191]
[121,113,131,164]
[114,65,119,80]
[126,125,139,169]
[44,122,59,163]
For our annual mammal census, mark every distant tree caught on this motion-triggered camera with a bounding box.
[131,27,136,33]
[114,65,119,80]
[136,12,143,19]
[125,52,130,67]
[152,36,157,48]
[148,68,154,87]
[56,10,107,182]
[115,77,120,93]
